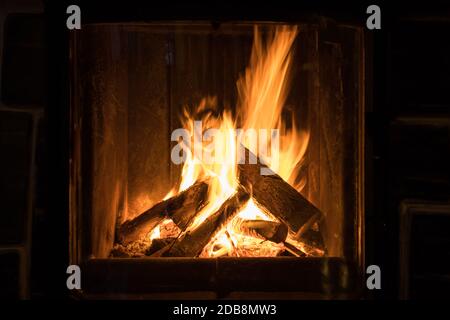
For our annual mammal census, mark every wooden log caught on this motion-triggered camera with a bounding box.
[237,219,288,244]
[168,180,210,229]
[164,188,250,257]
[238,147,326,252]
[117,180,209,244]
[145,237,177,256]
[236,219,315,257]
[116,201,166,245]
[283,241,307,257]
[294,212,327,252]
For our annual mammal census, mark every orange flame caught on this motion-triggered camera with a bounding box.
[238,25,309,189]
[158,25,309,257]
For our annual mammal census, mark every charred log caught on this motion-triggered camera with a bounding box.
[238,147,326,252]
[145,237,177,256]
[236,219,288,244]
[164,188,250,257]
[117,180,209,244]
[283,241,308,257]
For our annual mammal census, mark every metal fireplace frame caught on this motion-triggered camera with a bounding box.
[47,1,367,299]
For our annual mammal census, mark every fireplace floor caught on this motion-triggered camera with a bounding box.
[81,257,359,299]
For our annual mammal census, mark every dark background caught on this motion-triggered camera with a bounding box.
[0,0,449,299]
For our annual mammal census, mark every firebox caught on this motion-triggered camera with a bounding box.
[68,18,365,298]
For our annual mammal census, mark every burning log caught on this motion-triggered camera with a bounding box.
[237,219,288,244]
[238,147,326,252]
[145,237,177,256]
[117,180,209,244]
[283,242,307,257]
[236,219,311,257]
[168,181,210,230]
[164,188,250,257]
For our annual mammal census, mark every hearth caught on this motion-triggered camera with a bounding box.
[68,17,365,298]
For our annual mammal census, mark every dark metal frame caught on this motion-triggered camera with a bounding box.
[46,0,367,298]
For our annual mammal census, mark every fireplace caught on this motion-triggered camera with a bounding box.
[68,17,365,298]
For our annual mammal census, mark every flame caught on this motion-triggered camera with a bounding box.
[154,25,311,257]
[149,225,160,240]
[179,102,239,231]
[238,25,309,189]
[148,218,177,240]
[236,198,271,221]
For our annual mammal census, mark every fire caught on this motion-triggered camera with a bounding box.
[154,25,311,257]
[178,103,239,231]
[238,26,309,189]
[236,198,272,221]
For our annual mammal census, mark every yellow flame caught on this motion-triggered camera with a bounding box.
[235,198,271,221]
[183,106,239,231]
[238,25,308,188]
[149,225,160,240]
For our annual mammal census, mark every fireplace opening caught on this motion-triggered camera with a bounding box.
[70,21,364,296]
